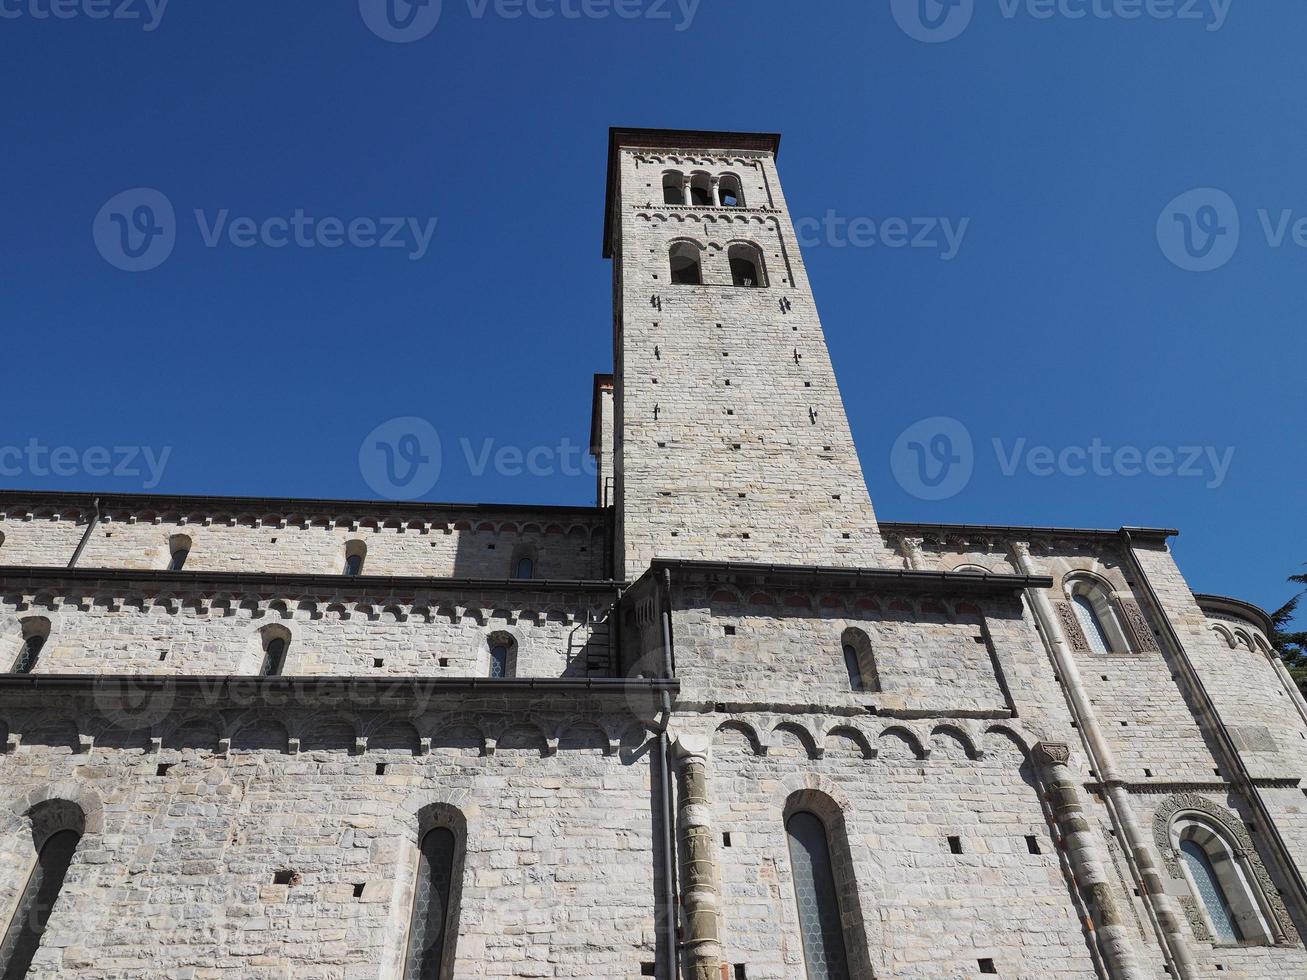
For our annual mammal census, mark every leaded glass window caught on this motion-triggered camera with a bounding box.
[261,638,286,677]
[1072,593,1111,654]
[0,829,80,980]
[404,827,457,980]
[344,553,364,577]
[489,643,509,679]
[843,644,863,692]
[1181,839,1243,943]
[13,636,43,675]
[786,811,850,980]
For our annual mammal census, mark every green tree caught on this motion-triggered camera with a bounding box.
[1272,566,1307,693]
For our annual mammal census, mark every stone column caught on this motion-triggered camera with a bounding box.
[681,176,692,207]
[710,175,722,208]
[674,735,722,980]
[1034,742,1148,980]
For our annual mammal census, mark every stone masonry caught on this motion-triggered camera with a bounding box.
[0,129,1304,979]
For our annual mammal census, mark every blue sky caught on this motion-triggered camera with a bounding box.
[1,0,1303,617]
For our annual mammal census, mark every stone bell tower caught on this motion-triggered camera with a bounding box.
[602,127,885,580]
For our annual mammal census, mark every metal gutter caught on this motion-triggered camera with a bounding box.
[0,674,678,695]
[883,521,1178,542]
[646,558,1051,594]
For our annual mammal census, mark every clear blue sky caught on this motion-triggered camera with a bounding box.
[2,1,1303,618]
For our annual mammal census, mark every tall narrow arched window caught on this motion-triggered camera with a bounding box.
[168,534,191,571]
[787,811,852,980]
[718,173,745,207]
[1071,593,1111,654]
[662,170,685,206]
[0,805,83,980]
[1181,840,1242,943]
[1172,816,1275,945]
[510,545,537,580]
[1065,576,1130,654]
[488,636,516,679]
[728,243,767,287]
[842,645,863,691]
[669,242,703,285]
[404,814,464,980]
[344,540,367,577]
[12,619,50,674]
[840,628,879,693]
[689,171,713,206]
[260,633,288,677]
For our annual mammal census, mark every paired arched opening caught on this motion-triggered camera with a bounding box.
[660,169,747,207]
[11,617,50,674]
[167,533,191,571]
[841,627,879,693]
[344,539,367,577]
[0,800,85,978]
[668,241,768,287]
[1172,815,1276,945]
[1065,575,1131,654]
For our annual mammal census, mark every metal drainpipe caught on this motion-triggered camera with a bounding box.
[68,496,101,568]
[1120,529,1307,937]
[657,568,680,980]
[1011,541,1197,979]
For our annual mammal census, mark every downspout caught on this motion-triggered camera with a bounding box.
[657,567,680,980]
[68,496,101,568]
[1120,529,1307,940]
[1011,541,1197,979]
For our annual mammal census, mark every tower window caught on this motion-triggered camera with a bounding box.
[840,628,879,693]
[662,170,685,205]
[168,533,191,571]
[0,825,81,978]
[404,826,462,980]
[669,242,703,285]
[719,173,745,207]
[510,545,537,580]
[488,636,517,679]
[344,540,367,577]
[260,635,288,676]
[728,243,767,288]
[689,171,713,206]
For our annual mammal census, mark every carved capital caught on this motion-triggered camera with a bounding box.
[1034,741,1072,768]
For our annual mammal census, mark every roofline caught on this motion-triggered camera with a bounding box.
[603,126,783,258]
[589,372,614,457]
[642,558,1052,595]
[0,488,602,519]
[881,521,1178,543]
[0,565,626,594]
[1193,593,1275,636]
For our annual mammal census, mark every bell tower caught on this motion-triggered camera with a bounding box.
[602,128,885,580]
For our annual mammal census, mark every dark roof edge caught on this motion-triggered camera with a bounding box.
[0,674,677,697]
[0,565,627,594]
[603,126,783,258]
[1193,593,1275,636]
[881,521,1178,542]
[641,558,1052,594]
[0,488,602,519]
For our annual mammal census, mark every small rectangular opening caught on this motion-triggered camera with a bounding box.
[375,763,387,776]
[1144,769,1153,777]
[439,657,449,668]
[156,763,173,777]
[353,883,365,898]
[1026,835,1040,855]
[948,835,962,854]
[373,658,384,668]
[158,651,167,661]
[272,870,296,885]
[641,964,656,977]
[979,959,997,974]
[722,832,732,848]
[724,626,736,636]
[735,966,747,980]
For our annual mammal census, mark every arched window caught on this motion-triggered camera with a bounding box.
[344,540,367,577]
[787,811,852,980]
[168,534,191,571]
[488,634,516,679]
[662,170,685,206]
[718,173,745,207]
[12,619,49,674]
[840,627,879,693]
[510,545,536,580]
[669,242,703,285]
[1173,817,1275,946]
[689,171,713,206]
[728,243,767,287]
[404,811,465,980]
[1065,577,1129,654]
[0,803,83,980]
[260,630,289,677]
